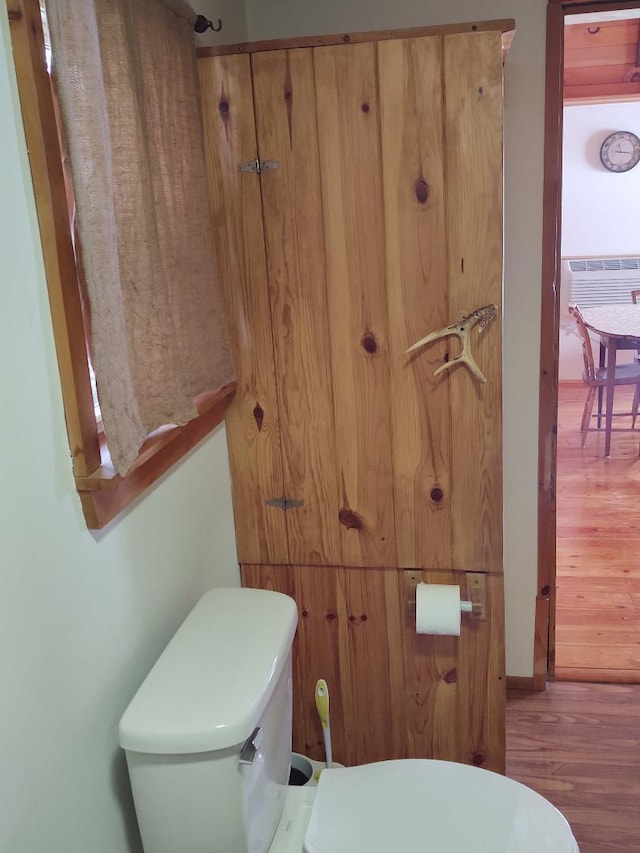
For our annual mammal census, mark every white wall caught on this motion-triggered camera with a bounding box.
[560,102,640,379]
[245,0,545,678]
[0,9,244,852]
[195,0,248,48]
[563,102,640,257]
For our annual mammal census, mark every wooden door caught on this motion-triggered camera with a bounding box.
[199,20,509,772]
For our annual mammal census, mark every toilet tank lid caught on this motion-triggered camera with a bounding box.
[119,588,297,755]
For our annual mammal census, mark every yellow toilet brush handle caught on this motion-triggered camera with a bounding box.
[315,679,333,769]
[315,679,330,728]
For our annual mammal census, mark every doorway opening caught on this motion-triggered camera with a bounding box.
[539,0,640,687]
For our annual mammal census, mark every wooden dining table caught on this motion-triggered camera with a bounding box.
[580,304,640,456]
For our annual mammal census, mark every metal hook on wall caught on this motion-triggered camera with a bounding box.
[194,14,223,33]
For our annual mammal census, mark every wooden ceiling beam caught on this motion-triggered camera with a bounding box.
[564,16,640,101]
[564,81,640,101]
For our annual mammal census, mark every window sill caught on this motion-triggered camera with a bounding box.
[75,383,236,528]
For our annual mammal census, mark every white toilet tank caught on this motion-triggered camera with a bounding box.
[119,588,298,853]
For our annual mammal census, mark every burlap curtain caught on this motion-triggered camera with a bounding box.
[46,0,235,475]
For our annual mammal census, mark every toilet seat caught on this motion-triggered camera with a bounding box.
[303,760,579,853]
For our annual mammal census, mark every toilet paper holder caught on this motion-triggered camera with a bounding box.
[404,571,486,621]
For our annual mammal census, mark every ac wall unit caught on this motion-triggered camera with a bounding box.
[562,257,640,308]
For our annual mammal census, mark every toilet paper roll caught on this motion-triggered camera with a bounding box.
[415,583,462,636]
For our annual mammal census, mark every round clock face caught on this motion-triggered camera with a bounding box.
[600,131,640,173]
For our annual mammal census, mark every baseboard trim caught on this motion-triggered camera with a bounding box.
[554,667,640,684]
[506,675,545,691]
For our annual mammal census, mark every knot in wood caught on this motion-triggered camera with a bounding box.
[348,612,368,624]
[414,178,430,205]
[430,487,444,503]
[442,667,457,684]
[471,751,485,767]
[339,507,364,530]
[253,403,264,431]
[361,332,378,354]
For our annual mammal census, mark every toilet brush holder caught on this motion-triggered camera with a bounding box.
[289,752,344,787]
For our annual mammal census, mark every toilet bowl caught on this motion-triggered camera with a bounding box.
[119,588,579,853]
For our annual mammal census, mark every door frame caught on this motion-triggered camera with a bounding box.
[537,0,640,687]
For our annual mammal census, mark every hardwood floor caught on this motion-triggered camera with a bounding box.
[506,682,640,853]
[555,382,640,682]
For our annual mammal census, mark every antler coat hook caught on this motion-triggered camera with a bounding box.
[406,304,498,383]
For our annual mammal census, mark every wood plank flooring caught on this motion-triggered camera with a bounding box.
[555,382,640,681]
[506,682,640,853]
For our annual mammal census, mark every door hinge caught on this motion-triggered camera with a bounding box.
[237,158,280,174]
[265,496,304,510]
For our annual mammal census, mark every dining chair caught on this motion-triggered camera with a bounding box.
[630,290,640,364]
[568,304,640,448]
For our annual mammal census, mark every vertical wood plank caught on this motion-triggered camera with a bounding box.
[396,570,505,770]
[378,37,453,569]
[251,49,340,566]
[382,568,411,759]
[399,570,459,760]
[443,31,504,574]
[242,564,348,764]
[291,565,349,764]
[313,43,396,567]
[456,572,506,773]
[199,55,289,565]
[397,570,505,770]
[442,31,505,764]
[534,593,551,690]
[338,567,400,763]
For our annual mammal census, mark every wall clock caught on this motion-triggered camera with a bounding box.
[599,131,640,173]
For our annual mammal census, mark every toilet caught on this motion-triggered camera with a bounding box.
[119,588,579,853]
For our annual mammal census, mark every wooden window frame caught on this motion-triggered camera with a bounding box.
[6,0,236,529]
